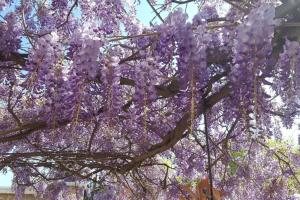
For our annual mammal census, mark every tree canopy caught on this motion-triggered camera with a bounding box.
[1,0,300,199]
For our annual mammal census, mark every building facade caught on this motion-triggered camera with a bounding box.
[0,187,38,200]
[0,183,84,200]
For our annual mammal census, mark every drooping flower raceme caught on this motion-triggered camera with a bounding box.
[230,5,276,137]
[1,1,300,200]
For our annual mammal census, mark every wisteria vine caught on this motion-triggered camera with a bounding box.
[0,0,300,199]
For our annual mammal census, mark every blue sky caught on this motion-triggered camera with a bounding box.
[0,171,13,187]
[136,0,200,24]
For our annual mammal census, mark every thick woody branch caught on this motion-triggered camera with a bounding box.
[119,84,230,172]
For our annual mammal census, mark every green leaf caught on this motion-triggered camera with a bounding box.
[229,161,238,175]
[231,150,246,159]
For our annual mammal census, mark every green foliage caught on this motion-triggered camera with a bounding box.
[229,161,238,175]
[228,149,247,175]
[287,168,300,194]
